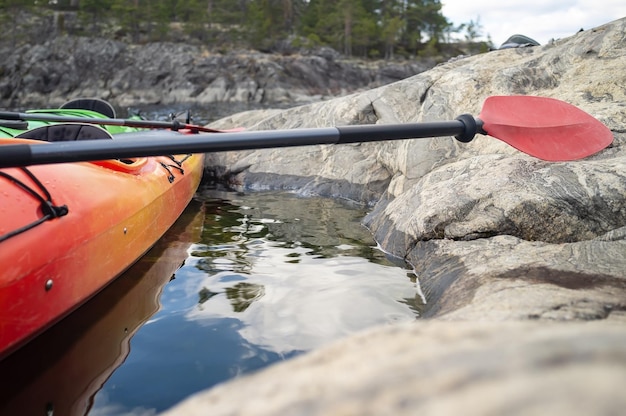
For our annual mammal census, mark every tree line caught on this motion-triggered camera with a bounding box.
[1,0,488,58]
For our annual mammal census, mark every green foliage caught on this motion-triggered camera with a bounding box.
[417,36,438,57]
[0,0,36,46]
[3,0,485,58]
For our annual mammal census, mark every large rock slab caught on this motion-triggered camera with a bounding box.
[163,321,626,416]
[366,155,626,245]
[409,229,626,320]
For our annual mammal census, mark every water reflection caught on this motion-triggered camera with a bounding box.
[93,188,421,413]
[224,282,266,312]
[184,188,421,353]
[0,188,423,415]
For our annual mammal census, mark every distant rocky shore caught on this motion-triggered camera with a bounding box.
[0,36,439,109]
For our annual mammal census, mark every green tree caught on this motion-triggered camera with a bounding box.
[388,0,452,56]
[300,0,338,47]
[245,0,277,48]
[148,0,176,41]
[413,0,451,44]
[78,0,113,35]
[110,0,141,42]
[245,0,307,49]
[0,0,465,56]
[351,2,378,57]
[460,17,483,42]
[207,0,247,26]
[378,0,404,59]
[178,0,210,41]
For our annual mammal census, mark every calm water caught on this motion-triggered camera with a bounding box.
[121,102,290,126]
[0,187,422,415]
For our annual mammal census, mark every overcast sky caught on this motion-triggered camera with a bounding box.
[441,0,626,47]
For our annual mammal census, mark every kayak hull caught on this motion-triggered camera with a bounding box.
[0,203,204,415]
[0,137,204,359]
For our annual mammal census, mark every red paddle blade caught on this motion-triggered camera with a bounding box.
[479,96,613,161]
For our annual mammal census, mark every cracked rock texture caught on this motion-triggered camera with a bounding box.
[169,18,626,415]
[0,38,433,108]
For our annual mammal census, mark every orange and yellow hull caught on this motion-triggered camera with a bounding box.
[0,202,204,415]
[0,137,204,359]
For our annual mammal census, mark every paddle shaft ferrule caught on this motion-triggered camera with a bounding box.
[0,144,33,167]
[454,114,483,143]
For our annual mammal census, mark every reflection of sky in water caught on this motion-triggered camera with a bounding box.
[185,239,418,353]
[92,190,421,414]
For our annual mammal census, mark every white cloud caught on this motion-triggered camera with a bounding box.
[441,0,626,46]
[184,241,418,354]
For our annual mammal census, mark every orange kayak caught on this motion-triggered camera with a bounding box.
[0,136,204,360]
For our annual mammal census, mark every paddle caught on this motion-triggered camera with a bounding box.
[0,110,226,133]
[0,96,613,168]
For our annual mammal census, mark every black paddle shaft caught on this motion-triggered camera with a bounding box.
[0,116,482,168]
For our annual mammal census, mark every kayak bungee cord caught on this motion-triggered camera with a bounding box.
[0,168,68,243]
[159,156,188,183]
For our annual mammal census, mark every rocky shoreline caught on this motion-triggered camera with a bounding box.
[1,36,436,109]
[4,16,624,415]
[165,17,626,415]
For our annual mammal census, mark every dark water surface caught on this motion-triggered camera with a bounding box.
[121,102,289,126]
[0,187,422,416]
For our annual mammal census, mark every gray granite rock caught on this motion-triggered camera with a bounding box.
[163,321,626,416]
[0,38,433,108]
